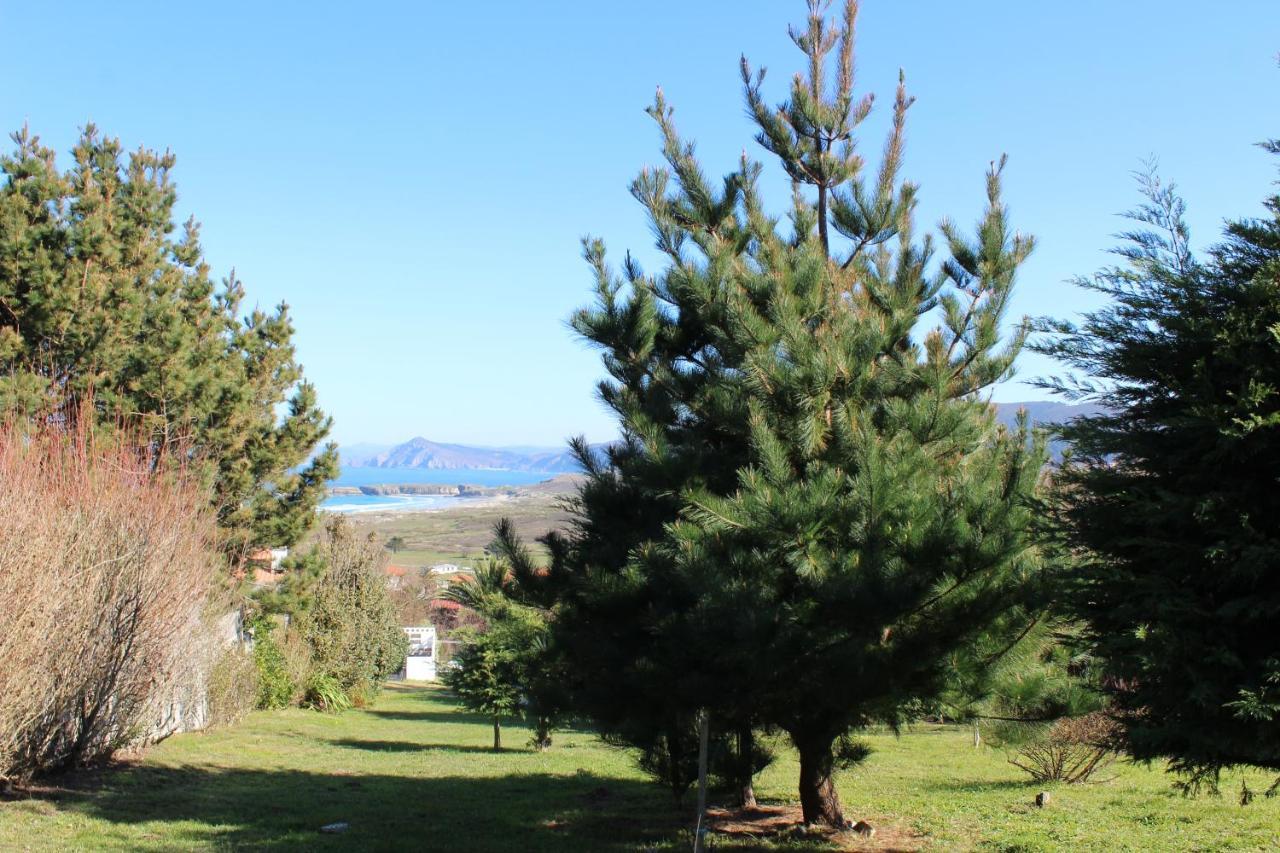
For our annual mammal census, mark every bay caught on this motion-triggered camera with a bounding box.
[321,466,553,514]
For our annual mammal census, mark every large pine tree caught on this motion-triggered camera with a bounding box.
[515,0,1046,826]
[0,125,336,559]
[1036,150,1280,795]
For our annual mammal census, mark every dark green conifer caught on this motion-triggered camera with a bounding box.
[515,0,1045,825]
[1035,149,1280,798]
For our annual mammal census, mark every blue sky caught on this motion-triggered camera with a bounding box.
[2,1,1277,447]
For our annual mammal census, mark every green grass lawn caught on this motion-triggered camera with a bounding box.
[1,684,1276,851]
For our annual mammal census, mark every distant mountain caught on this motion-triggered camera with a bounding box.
[994,400,1103,430]
[370,438,526,470]
[363,438,609,473]
[354,402,1097,474]
[483,445,565,456]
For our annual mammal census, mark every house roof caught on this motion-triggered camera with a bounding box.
[428,598,462,611]
[252,567,281,586]
[385,564,408,577]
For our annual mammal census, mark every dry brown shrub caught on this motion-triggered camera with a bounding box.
[0,416,218,784]
[280,628,314,699]
[1009,711,1120,784]
[205,645,259,727]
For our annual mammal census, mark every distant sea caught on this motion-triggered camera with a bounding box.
[321,466,553,514]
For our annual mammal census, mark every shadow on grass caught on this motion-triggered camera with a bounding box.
[329,738,509,755]
[25,764,681,852]
[921,776,1041,794]
[362,709,502,725]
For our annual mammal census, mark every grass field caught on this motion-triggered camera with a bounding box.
[342,478,575,568]
[1,684,1277,851]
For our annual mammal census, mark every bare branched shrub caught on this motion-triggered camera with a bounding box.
[0,417,217,784]
[1008,712,1119,784]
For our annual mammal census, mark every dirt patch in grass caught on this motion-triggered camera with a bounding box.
[707,804,925,851]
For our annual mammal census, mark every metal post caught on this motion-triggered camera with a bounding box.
[693,709,710,853]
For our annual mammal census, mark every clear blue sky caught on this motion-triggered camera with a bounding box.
[2,1,1277,447]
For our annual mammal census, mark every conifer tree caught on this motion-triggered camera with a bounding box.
[1035,150,1280,798]
[443,554,557,751]
[0,125,337,559]
[517,0,1045,825]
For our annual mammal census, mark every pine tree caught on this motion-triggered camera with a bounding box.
[1035,150,1280,797]
[0,125,337,560]
[517,0,1045,825]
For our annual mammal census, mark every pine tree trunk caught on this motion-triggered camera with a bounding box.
[737,726,757,808]
[534,716,552,751]
[492,718,501,751]
[796,736,845,827]
[817,182,830,256]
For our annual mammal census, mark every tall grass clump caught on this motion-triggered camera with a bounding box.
[0,415,217,785]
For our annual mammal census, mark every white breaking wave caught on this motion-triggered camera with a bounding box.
[321,493,491,515]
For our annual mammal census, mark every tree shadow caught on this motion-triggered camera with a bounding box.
[328,738,508,755]
[362,709,501,725]
[360,707,598,742]
[921,776,1041,794]
[17,764,684,852]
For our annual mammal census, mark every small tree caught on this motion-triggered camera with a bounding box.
[385,536,407,554]
[443,552,556,750]
[1035,148,1280,796]
[443,609,546,751]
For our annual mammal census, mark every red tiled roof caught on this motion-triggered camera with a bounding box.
[386,565,408,577]
[253,567,280,586]
[429,598,462,611]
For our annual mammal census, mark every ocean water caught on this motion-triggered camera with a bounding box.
[321,466,554,514]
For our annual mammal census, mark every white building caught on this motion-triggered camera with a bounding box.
[400,625,437,681]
